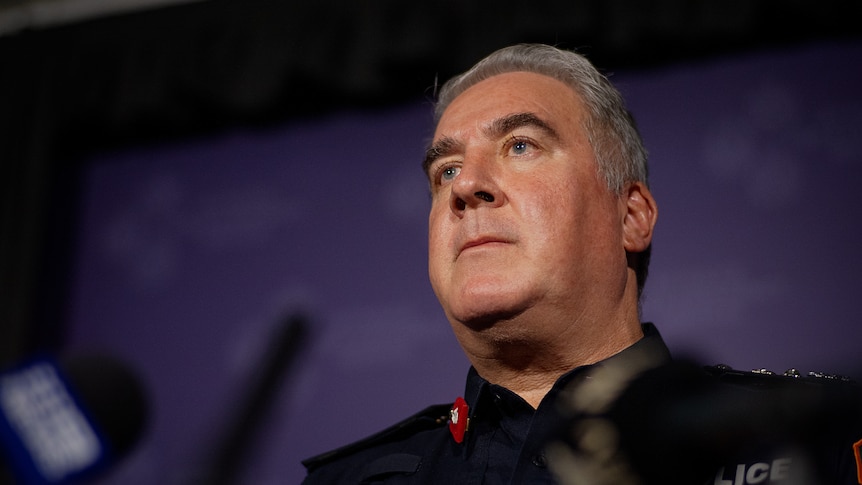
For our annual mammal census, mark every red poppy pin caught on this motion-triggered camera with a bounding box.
[449,397,469,443]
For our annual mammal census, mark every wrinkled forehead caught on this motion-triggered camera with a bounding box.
[432,71,587,141]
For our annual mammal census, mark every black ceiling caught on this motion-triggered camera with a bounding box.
[2,0,861,159]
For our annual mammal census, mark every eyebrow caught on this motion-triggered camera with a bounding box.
[422,112,559,177]
[422,136,462,176]
[484,112,560,142]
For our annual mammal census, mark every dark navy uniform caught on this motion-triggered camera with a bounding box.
[301,324,862,484]
[694,365,862,485]
[301,324,669,483]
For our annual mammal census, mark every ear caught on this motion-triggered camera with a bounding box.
[621,181,658,253]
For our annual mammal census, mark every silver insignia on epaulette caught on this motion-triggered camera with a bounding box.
[751,368,774,375]
[808,371,852,382]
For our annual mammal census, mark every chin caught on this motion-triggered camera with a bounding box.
[447,296,531,332]
[437,273,537,325]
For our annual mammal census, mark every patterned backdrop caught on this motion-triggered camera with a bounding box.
[65,41,862,484]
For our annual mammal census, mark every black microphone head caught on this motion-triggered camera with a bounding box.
[60,354,149,460]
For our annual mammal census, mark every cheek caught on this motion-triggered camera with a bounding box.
[529,186,616,258]
[427,203,445,245]
[427,206,449,270]
[519,184,583,239]
[514,173,561,214]
[426,216,451,302]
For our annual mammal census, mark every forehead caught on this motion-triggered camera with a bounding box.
[434,71,585,140]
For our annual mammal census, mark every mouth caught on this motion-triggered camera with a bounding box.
[459,236,510,254]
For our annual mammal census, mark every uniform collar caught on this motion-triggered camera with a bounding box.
[462,322,671,420]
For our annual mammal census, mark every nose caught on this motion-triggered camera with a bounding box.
[449,158,503,213]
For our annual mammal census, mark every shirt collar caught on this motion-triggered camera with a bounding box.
[462,322,671,418]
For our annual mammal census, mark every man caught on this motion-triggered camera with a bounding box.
[302,44,861,484]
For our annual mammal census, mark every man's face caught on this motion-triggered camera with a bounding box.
[426,71,630,331]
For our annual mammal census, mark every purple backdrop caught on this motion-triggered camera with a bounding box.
[65,41,862,484]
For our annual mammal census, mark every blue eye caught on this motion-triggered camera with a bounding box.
[509,138,535,156]
[440,166,460,183]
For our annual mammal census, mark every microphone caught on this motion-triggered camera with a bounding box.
[0,354,148,485]
[181,312,310,485]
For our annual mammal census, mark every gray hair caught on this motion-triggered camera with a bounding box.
[434,44,649,194]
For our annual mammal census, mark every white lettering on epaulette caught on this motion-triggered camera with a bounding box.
[713,458,792,484]
[747,463,769,483]
[714,464,744,485]
[770,458,791,481]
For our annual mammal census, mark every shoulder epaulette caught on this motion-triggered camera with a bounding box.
[302,403,451,472]
[705,363,858,388]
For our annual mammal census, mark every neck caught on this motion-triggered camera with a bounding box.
[457,314,644,409]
